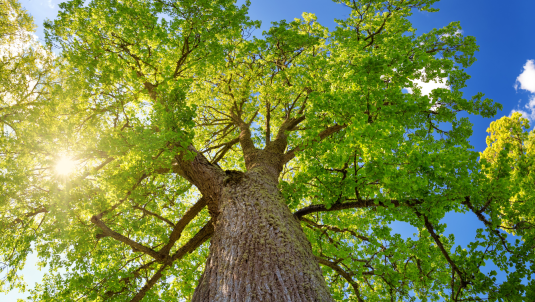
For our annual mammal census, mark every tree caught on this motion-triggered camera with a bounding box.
[1,0,534,300]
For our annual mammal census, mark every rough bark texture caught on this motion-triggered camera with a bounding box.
[192,167,333,301]
[172,145,226,220]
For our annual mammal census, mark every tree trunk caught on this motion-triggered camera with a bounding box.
[192,168,333,301]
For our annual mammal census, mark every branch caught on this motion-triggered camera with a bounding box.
[266,101,271,145]
[170,219,214,261]
[210,137,240,164]
[267,115,306,154]
[130,142,223,233]
[159,197,207,255]
[171,145,225,218]
[462,197,513,253]
[77,157,115,181]
[129,220,214,302]
[363,9,393,49]
[203,136,239,152]
[232,109,258,157]
[300,217,371,243]
[294,198,407,218]
[153,145,225,199]
[283,123,347,164]
[96,173,149,219]
[412,209,467,288]
[90,215,168,262]
[103,260,157,299]
[11,207,48,226]
[128,262,168,302]
[133,205,175,228]
[315,256,365,302]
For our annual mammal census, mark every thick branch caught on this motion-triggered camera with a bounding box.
[265,101,271,145]
[159,197,207,255]
[231,107,258,156]
[151,144,224,198]
[294,198,410,218]
[172,145,225,193]
[128,262,168,302]
[171,145,225,220]
[267,115,306,154]
[170,219,214,261]
[129,220,214,302]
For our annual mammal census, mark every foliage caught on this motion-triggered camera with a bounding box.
[0,0,534,301]
[0,0,56,294]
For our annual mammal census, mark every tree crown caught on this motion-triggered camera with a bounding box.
[1,0,533,301]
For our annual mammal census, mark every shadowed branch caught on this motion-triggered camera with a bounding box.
[129,220,214,302]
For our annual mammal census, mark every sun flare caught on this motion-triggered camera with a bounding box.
[55,156,76,175]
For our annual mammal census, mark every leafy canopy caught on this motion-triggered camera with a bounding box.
[1,0,534,301]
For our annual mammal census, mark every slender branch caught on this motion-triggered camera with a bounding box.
[90,215,168,262]
[316,256,365,302]
[211,137,240,164]
[300,217,371,242]
[11,207,48,225]
[283,123,347,164]
[96,173,149,219]
[78,157,115,181]
[412,209,467,288]
[102,260,157,299]
[363,9,393,49]
[133,205,175,228]
[462,197,513,253]
[203,137,239,152]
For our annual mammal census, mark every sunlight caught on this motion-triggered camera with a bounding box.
[55,156,76,176]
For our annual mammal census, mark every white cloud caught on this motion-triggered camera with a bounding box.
[406,77,449,96]
[510,95,535,122]
[510,109,530,121]
[512,60,535,123]
[439,29,463,41]
[403,69,450,96]
[515,60,535,93]
[47,0,55,8]
[403,72,449,112]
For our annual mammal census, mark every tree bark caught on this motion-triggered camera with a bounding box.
[192,167,333,301]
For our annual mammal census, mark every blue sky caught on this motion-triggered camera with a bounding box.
[4,0,535,300]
